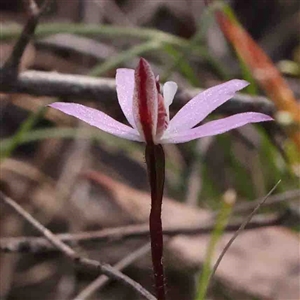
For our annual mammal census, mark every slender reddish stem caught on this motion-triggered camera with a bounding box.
[145,143,166,300]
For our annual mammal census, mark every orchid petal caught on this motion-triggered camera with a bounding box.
[166,79,249,134]
[116,68,136,128]
[163,81,178,119]
[163,81,177,107]
[161,112,273,144]
[133,58,158,143]
[49,103,142,142]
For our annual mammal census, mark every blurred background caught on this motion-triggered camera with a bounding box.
[0,0,299,299]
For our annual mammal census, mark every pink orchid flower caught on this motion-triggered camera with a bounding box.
[49,58,272,144]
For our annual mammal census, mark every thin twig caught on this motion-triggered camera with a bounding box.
[1,0,52,78]
[208,180,281,285]
[233,189,300,214]
[73,242,151,300]
[0,70,275,116]
[0,213,283,253]
[0,191,156,300]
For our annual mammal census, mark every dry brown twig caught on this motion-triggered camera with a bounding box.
[0,70,275,117]
[73,242,151,300]
[0,191,156,300]
[0,211,285,254]
[1,187,296,254]
[1,187,295,255]
[1,0,52,79]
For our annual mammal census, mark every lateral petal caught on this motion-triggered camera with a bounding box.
[163,81,178,120]
[116,68,136,128]
[166,79,249,134]
[49,103,142,142]
[161,112,272,144]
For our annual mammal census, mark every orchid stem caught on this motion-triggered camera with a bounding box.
[145,143,166,300]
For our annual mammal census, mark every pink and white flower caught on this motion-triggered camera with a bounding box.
[49,58,272,144]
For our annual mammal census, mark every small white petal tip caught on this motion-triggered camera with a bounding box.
[163,81,178,106]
